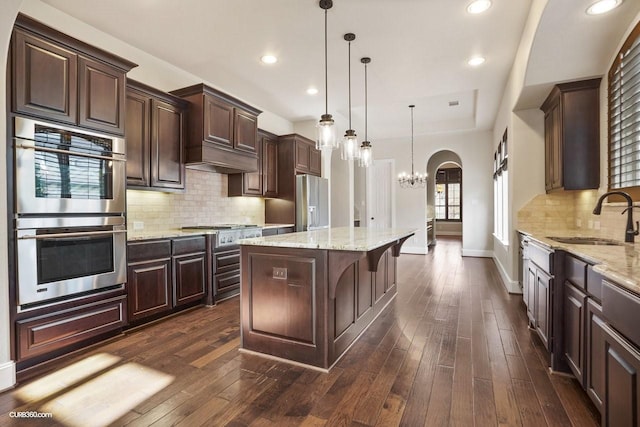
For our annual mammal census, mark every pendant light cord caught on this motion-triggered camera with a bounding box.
[411,106,415,177]
[324,8,328,116]
[348,40,352,129]
[364,62,368,141]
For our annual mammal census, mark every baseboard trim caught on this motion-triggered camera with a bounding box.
[492,256,522,294]
[461,249,492,258]
[400,246,427,255]
[0,361,16,392]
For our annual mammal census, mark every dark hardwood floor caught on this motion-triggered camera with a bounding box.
[0,236,600,426]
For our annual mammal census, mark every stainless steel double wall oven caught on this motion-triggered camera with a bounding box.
[13,117,127,307]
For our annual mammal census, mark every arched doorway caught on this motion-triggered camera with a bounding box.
[426,150,463,250]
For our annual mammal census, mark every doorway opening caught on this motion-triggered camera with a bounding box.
[426,151,463,251]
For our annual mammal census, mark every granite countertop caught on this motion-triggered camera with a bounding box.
[238,227,417,251]
[519,228,640,295]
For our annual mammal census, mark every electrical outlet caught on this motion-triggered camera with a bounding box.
[133,221,144,231]
[594,221,601,230]
[273,267,287,280]
[587,220,593,229]
[576,219,582,228]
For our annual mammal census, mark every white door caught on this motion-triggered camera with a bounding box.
[367,159,393,229]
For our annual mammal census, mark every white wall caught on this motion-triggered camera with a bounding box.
[374,130,494,255]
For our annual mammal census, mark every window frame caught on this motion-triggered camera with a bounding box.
[435,167,462,222]
[608,20,640,201]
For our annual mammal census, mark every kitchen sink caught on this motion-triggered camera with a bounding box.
[546,236,624,246]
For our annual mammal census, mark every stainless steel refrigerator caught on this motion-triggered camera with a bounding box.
[296,174,329,231]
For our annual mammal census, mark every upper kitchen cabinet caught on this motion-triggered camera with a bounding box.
[170,83,261,174]
[125,80,187,191]
[228,129,279,197]
[10,14,136,135]
[540,78,601,192]
[281,134,321,176]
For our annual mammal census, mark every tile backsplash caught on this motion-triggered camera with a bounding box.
[517,189,636,240]
[126,169,265,231]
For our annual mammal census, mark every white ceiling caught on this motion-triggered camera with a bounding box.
[37,0,639,141]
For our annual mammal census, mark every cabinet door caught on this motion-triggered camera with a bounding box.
[535,268,551,350]
[522,257,530,308]
[527,266,536,325]
[174,253,206,306]
[309,147,322,176]
[242,134,263,195]
[12,29,78,124]
[150,99,185,190]
[295,141,311,172]
[550,104,563,190]
[204,95,234,147]
[78,56,125,135]
[544,111,554,192]
[603,324,640,427]
[234,109,258,154]
[564,281,586,385]
[263,136,279,197]
[125,89,150,187]
[127,259,172,321]
[586,299,605,414]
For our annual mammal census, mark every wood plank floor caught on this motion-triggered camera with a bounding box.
[0,237,601,426]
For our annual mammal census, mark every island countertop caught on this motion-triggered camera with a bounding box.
[238,227,416,251]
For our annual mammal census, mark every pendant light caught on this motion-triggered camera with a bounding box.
[316,0,338,151]
[359,57,372,168]
[398,105,426,188]
[341,33,360,160]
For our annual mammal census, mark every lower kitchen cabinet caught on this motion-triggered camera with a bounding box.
[126,236,206,325]
[213,246,241,301]
[126,239,172,322]
[564,281,587,385]
[586,298,605,414]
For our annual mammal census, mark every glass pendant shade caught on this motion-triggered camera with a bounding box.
[341,129,360,160]
[317,114,337,151]
[359,141,372,167]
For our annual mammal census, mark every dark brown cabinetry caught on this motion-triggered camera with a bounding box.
[213,247,241,301]
[265,134,322,225]
[126,236,206,325]
[228,129,279,197]
[125,80,187,191]
[172,236,206,306]
[11,14,136,135]
[524,241,554,352]
[540,78,601,192]
[170,83,261,173]
[564,281,587,385]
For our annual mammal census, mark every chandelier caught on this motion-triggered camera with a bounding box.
[398,105,426,188]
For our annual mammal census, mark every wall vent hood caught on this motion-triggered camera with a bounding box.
[170,83,262,174]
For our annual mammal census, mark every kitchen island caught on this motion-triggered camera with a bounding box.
[239,227,415,370]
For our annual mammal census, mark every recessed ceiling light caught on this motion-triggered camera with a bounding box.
[306,87,319,95]
[260,55,278,64]
[449,101,460,107]
[468,56,486,66]
[467,0,492,14]
[586,0,623,15]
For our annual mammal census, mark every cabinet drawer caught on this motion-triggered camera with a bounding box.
[278,227,295,234]
[528,242,553,273]
[602,280,640,348]
[173,235,206,255]
[565,255,587,290]
[17,296,126,360]
[587,266,603,302]
[215,270,240,294]
[215,249,240,271]
[127,239,171,262]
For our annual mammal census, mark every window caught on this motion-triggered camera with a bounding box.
[494,129,508,243]
[435,167,461,221]
[609,20,640,199]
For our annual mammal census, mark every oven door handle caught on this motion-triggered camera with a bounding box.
[18,230,127,240]
[14,140,125,162]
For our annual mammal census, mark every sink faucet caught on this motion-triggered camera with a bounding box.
[593,191,639,243]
